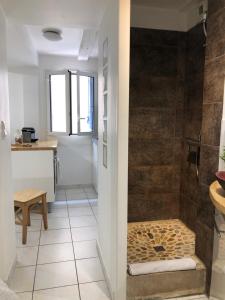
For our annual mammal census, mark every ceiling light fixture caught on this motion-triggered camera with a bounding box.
[42,28,62,41]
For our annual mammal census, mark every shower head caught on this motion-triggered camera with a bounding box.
[201,10,207,38]
[202,12,207,23]
[198,4,207,39]
[202,19,207,38]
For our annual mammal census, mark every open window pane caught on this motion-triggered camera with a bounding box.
[71,74,78,134]
[50,74,67,133]
[48,71,95,136]
[79,76,94,133]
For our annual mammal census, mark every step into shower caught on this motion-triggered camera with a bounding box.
[127,219,206,300]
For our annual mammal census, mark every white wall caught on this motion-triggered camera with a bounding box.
[57,136,93,186]
[23,73,40,135]
[131,5,187,31]
[131,0,208,32]
[97,0,130,299]
[39,54,98,186]
[92,138,98,192]
[7,18,39,142]
[7,22,38,68]
[8,73,24,141]
[0,5,16,281]
[8,71,39,142]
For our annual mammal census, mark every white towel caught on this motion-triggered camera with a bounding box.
[0,279,18,300]
[128,258,197,276]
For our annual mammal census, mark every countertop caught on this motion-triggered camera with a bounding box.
[11,140,58,151]
[209,181,225,215]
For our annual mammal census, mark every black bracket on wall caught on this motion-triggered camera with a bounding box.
[186,135,201,179]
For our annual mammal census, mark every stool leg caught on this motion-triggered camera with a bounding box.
[27,207,31,226]
[42,194,48,230]
[22,206,29,244]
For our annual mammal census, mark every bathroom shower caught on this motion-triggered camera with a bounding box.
[128,20,207,298]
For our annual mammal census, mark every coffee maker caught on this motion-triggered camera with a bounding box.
[22,127,38,143]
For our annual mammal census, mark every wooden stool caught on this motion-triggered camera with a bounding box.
[14,189,48,244]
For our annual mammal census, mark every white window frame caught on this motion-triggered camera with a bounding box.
[46,70,70,136]
[46,70,96,136]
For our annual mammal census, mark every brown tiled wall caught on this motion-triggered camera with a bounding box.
[179,23,215,293]
[180,24,205,233]
[197,0,225,291]
[128,28,186,222]
[129,17,222,292]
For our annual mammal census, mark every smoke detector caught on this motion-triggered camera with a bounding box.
[42,28,62,41]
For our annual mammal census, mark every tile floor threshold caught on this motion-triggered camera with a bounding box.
[11,187,110,300]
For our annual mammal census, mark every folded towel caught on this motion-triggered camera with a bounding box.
[128,258,197,276]
[0,279,18,300]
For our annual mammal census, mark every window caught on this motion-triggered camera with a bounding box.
[49,71,95,135]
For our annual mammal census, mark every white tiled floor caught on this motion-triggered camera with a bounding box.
[10,186,110,300]
[167,296,208,300]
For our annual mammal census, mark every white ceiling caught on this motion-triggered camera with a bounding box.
[0,0,107,28]
[27,26,83,57]
[131,0,197,11]
[0,0,106,60]
[26,26,98,58]
[1,0,203,60]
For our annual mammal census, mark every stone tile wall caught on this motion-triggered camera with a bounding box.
[128,28,186,222]
[196,0,225,291]
[129,19,221,293]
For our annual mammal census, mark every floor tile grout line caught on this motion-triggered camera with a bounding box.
[36,237,98,247]
[88,200,98,224]
[66,192,82,300]
[35,259,76,266]
[31,219,42,300]
[69,214,94,218]
[16,243,98,267]
[17,233,97,249]
[83,189,90,202]
[81,191,109,293]
[17,241,70,248]
[78,279,107,285]
[32,256,98,267]
[16,280,108,295]
[15,189,97,296]
[30,279,107,293]
[68,203,92,209]
[32,283,79,293]
[88,197,98,222]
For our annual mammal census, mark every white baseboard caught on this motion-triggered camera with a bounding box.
[96,242,113,300]
[6,255,17,284]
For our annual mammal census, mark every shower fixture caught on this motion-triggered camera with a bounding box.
[199,4,207,39]
[186,134,201,180]
[202,12,207,38]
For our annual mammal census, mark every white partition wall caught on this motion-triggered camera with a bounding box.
[0,5,16,281]
[97,0,130,299]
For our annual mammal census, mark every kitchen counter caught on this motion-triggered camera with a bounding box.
[11,140,58,151]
